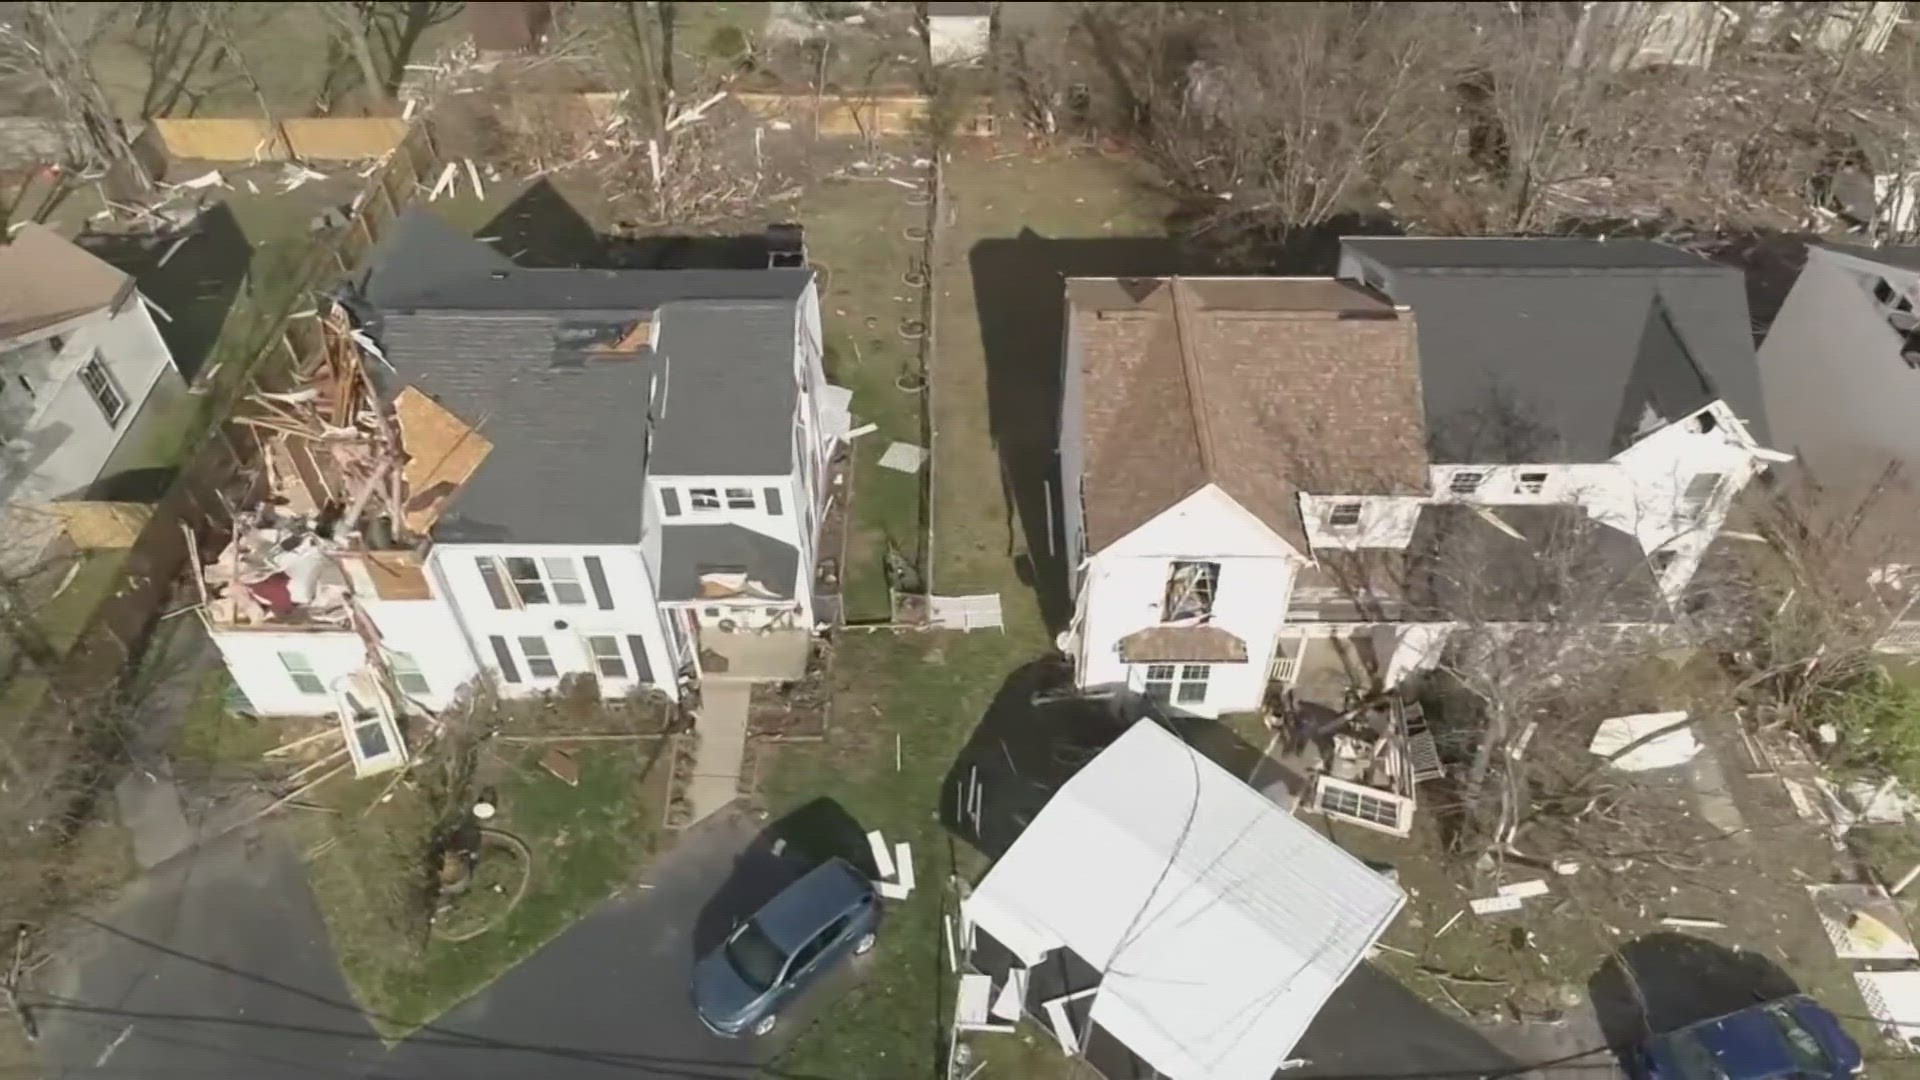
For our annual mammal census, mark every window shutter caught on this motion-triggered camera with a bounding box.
[584,555,614,610]
[661,488,681,517]
[476,557,514,609]
[488,636,521,683]
[764,487,783,516]
[626,634,653,684]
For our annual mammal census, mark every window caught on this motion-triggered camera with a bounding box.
[1163,561,1219,621]
[503,556,585,605]
[661,488,682,517]
[584,555,614,610]
[488,636,521,683]
[764,487,783,516]
[689,488,721,511]
[477,557,515,609]
[518,636,558,680]
[1326,502,1363,529]
[279,651,325,695]
[1448,470,1486,495]
[586,635,627,680]
[78,356,124,426]
[1516,471,1549,495]
[1141,663,1209,705]
[1315,778,1407,831]
[1682,472,1723,513]
[389,652,430,697]
[726,487,755,510]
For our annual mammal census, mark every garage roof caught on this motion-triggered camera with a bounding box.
[963,720,1404,1080]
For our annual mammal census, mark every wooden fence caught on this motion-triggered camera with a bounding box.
[146,116,409,163]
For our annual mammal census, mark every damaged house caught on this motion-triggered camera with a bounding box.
[199,210,848,745]
[1057,239,1783,717]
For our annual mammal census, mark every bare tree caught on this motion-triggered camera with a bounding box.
[0,3,152,193]
[317,1,391,105]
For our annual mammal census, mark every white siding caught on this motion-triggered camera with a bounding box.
[210,630,368,717]
[1299,495,1424,550]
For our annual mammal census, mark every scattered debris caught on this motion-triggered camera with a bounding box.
[540,747,580,787]
[1807,883,1919,961]
[1855,971,1920,1048]
[1470,894,1525,915]
[878,441,927,473]
[1659,915,1728,929]
[1589,711,1700,771]
[168,169,229,192]
[1497,879,1550,899]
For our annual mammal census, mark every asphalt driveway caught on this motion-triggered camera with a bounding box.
[33,808,833,1080]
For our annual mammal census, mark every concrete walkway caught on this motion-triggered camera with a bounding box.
[686,684,752,824]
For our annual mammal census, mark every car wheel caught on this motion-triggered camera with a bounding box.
[753,1014,778,1037]
[855,932,877,955]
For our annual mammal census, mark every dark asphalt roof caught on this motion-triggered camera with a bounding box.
[652,302,798,475]
[378,311,656,544]
[752,859,868,954]
[657,523,800,601]
[1405,504,1666,621]
[355,210,812,542]
[1341,237,1766,461]
[1819,241,1920,273]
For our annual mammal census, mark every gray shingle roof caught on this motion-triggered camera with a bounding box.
[656,524,799,601]
[650,302,798,475]
[1405,504,1665,621]
[378,312,656,544]
[1342,237,1767,462]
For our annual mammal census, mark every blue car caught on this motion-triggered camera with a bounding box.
[693,857,880,1037]
[1637,996,1863,1080]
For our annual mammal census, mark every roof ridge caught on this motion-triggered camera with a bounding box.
[1169,277,1219,478]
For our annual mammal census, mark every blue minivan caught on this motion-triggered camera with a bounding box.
[693,857,881,1037]
[1636,996,1863,1080]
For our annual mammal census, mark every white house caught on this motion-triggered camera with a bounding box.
[1058,239,1783,715]
[0,224,182,503]
[204,211,844,724]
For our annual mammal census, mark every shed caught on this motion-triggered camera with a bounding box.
[962,720,1404,1080]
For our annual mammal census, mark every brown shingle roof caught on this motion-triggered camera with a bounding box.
[0,225,131,341]
[1070,277,1429,553]
[1117,625,1249,663]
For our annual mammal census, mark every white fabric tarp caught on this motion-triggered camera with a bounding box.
[962,720,1405,1080]
[1588,711,1699,771]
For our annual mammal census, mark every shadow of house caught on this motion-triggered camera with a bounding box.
[1290,963,1523,1079]
[75,200,250,383]
[968,218,1398,631]
[1588,932,1801,1073]
[692,797,874,957]
[475,178,777,271]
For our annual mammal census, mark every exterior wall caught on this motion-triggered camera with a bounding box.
[1757,252,1920,505]
[430,542,678,700]
[645,473,814,624]
[1072,486,1303,717]
[1300,495,1424,550]
[211,628,368,717]
[0,296,180,501]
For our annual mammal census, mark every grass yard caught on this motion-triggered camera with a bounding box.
[294,736,673,1039]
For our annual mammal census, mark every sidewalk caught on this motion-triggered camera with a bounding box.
[687,684,753,823]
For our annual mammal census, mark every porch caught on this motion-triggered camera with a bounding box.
[695,627,811,683]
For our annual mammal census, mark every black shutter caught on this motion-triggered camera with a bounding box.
[764,487,783,516]
[584,555,614,610]
[476,558,512,609]
[626,634,653,684]
[661,488,681,517]
[488,636,521,683]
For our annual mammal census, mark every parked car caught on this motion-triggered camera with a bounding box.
[1635,995,1863,1080]
[693,857,880,1037]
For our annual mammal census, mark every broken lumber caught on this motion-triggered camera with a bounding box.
[263,726,345,758]
[1659,915,1727,929]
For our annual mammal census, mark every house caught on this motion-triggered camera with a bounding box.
[961,719,1404,1080]
[927,2,992,66]
[1754,242,1920,649]
[1057,239,1781,715]
[201,211,847,732]
[0,224,182,504]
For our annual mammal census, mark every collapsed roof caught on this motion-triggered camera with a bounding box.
[352,210,814,544]
[1339,237,1767,463]
[1068,276,1428,554]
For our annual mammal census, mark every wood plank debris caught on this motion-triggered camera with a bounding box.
[868,829,896,880]
[1659,915,1727,929]
[1470,894,1525,915]
[1497,879,1550,899]
[540,747,580,786]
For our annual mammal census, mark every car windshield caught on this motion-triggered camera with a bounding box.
[725,919,788,991]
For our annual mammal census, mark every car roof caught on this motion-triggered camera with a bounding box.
[752,858,871,953]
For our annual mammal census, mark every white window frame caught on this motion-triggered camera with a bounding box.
[503,555,587,606]
[1312,774,1414,836]
[78,354,125,426]
[584,634,628,680]
[279,651,325,695]
[1448,469,1486,496]
[517,635,560,680]
[1515,471,1549,495]
[333,673,409,777]
[689,488,722,511]
[388,652,430,697]
[725,487,756,510]
[1141,663,1210,706]
[1325,501,1363,530]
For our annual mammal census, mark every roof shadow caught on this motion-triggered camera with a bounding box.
[967,215,1397,631]
[476,178,775,271]
[75,200,250,383]
[1587,932,1802,1074]
[692,797,874,957]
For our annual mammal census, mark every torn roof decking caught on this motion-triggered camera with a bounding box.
[1341,236,1766,462]
[1069,276,1429,554]
[353,210,812,544]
